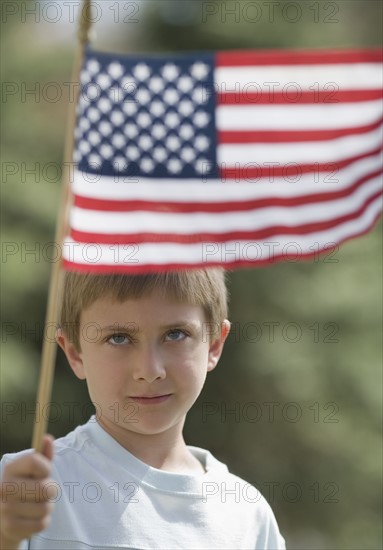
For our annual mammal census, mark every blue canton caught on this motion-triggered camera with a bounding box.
[74,49,218,179]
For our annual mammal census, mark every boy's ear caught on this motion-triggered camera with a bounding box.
[207,320,231,373]
[56,328,86,380]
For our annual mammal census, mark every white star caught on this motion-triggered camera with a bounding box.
[96,73,112,90]
[179,124,194,140]
[87,59,101,75]
[194,111,210,128]
[133,63,151,81]
[79,118,90,132]
[152,123,167,140]
[180,147,195,162]
[194,135,210,151]
[161,63,179,81]
[121,76,136,94]
[140,157,155,172]
[124,123,139,138]
[137,112,152,128]
[88,107,101,122]
[136,88,151,106]
[190,62,209,80]
[85,83,99,101]
[113,156,128,172]
[88,153,102,168]
[98,97,112,114]
[165,112,180,129]
[100,144,114,159]
[178,75,194,93]
[151,100,166,117]
[88,131,101,146]
[178,99,194,117]
[149,76,165,94]
[110,111,125,126]
[167,158,183,173]
[108,62,124,79]
[79,140,91,154]
[112,133,126,148]
[100,143,114,159]
[99,121,113,136]
[126,145,140,161]
[122,101,138,116]
[164,88,179,105]
[138,134,153,151]
[153,146,167,162]
[166,135,181,151]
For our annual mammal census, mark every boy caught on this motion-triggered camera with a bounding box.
[0,269,285,549]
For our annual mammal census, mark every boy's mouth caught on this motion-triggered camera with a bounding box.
[129,394,172,404]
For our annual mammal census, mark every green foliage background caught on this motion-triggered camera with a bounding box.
[1,1,382,548]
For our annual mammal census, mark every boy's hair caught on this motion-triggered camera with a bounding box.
[60,269,229,350]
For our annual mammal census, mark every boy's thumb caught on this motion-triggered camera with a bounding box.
[40,434,55,461]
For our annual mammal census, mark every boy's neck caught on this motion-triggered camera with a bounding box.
[97,417,205,475]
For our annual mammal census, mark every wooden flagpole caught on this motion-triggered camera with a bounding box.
[31,0,92,452]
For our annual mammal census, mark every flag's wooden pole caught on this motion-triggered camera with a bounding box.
[31,0,92,452]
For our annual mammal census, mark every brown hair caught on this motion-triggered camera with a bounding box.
[60,269,229,350]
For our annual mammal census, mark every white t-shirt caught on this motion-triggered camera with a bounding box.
[1,418,285,549]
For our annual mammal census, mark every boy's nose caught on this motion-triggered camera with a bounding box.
[131,346,166,383]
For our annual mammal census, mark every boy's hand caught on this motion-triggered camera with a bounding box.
[0,435,55,550]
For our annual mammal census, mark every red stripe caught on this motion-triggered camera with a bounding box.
[70,190,382,245]
[216,49,383,67]
[220,146,383,179]
[218,118,383,144]
[63,212,382,274]
[73,167,382,213]
[218,89,383,105]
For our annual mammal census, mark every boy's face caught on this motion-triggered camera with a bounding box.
[58,290,230,445]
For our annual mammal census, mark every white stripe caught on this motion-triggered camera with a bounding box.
[218,126,383,165]
[70,176,382,235]
[215,64,383,91]
[63,196,382,266]
[217,101,383,131]
[72,153,383,202]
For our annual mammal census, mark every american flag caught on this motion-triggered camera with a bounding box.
[62,48,383,272]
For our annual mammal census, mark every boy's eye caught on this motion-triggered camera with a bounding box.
[165,330,187,342]
[108,334,130,345]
